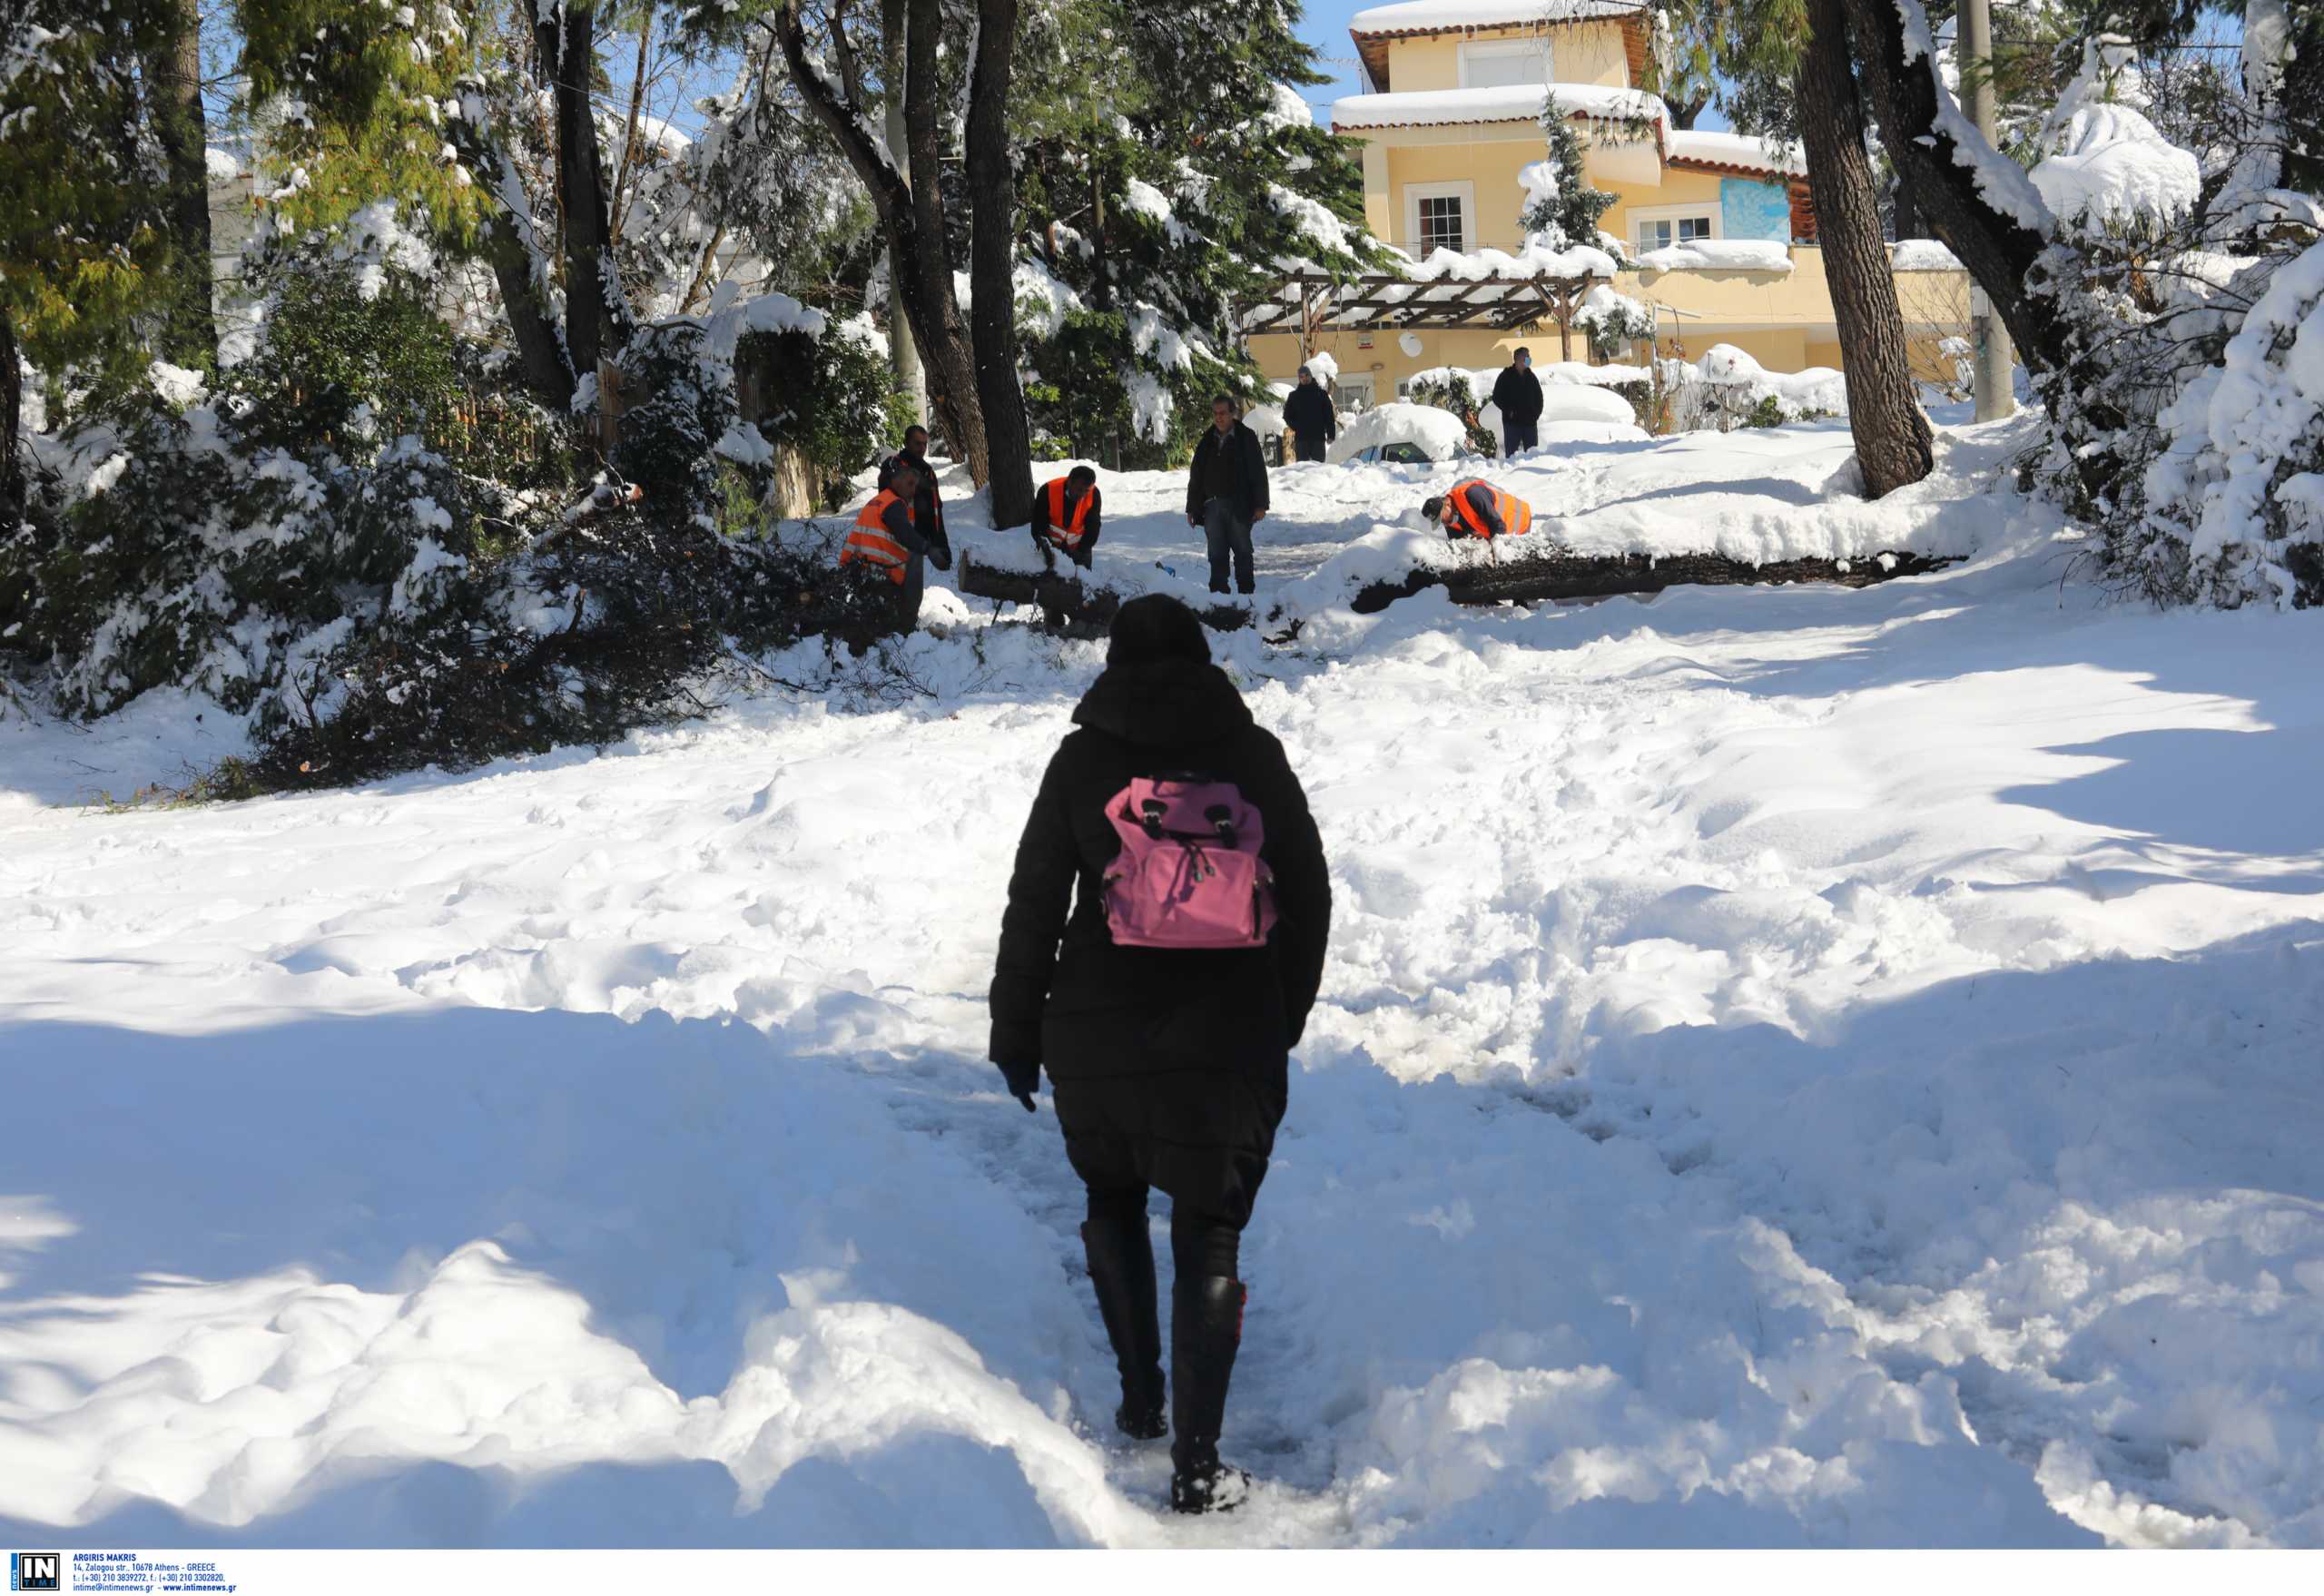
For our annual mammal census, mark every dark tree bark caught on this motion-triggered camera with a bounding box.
[964,0,1032,527]
[1837,0,2064,379]
[1891,170,1920,240]
[776,0,988,480]
[536,2,631,419]
[143,0,217,373]
[1838,0,2127,504]
[482,214,577,412]
[1,306,21,530]
[901,0,990,481]
[879,0,925,423]
[1794,0,1931,497]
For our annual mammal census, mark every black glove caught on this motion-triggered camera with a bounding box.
[997,1059,1039,1112]
[930,536,954,574]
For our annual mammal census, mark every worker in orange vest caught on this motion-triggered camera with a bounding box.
[841,460,948,632]
[1030,465,1104,571]
[1422,479,1532,543]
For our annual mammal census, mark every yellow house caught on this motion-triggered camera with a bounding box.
[1245,0,1974,411]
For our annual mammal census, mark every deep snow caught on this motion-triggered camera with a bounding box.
[3,416,2321,1549]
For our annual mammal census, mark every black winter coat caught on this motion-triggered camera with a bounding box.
[1282,382,1335,445]
[990,659,1331,1084]
[1185,422,1271,521]
[1491,363,1543,424]
[877,448,949,556]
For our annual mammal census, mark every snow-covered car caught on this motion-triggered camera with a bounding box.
[1325,401,1478,466]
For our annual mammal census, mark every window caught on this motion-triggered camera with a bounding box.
[1404,181,1474,255]
[1633,208,1718,252]
[1419,193,1465,252]
[1332,372,1375,412]
[1459,38,1551,89]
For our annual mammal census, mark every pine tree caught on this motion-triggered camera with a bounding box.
[1010,0,1383,465]
[1519,114,1620,252]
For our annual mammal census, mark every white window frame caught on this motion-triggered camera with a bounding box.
[1404,180,1476,255]
[1457,37,1553,89]
[1630,202,1721,253]
[1332,372,1375,412]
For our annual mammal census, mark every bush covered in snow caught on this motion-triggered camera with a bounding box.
[2096,238,2324,608]
[1403,369,1499,456]
[0,260,912,785]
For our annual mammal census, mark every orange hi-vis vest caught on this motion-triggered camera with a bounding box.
[842,489,914,585]
[1447,479,1532,540]
[1040,478,1097,548]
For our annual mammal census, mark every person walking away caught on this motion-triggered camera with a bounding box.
[1423,478,1533,543]
[839,461,950,636]
[989,595,1331,1514]
[1186,396,1269,596]
[1281,365,1335,463]
[878,424,951,570]
[1491,347,1543,458]
[1032,465,1104,572]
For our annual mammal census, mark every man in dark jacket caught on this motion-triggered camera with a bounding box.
[1280,365,1335,463]
[877,425,951,569]
[1185,396,1269,596]
[990,595,1331,1514]
[1491,347,1544,458]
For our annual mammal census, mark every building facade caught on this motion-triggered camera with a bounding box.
[1246,0,1974,411]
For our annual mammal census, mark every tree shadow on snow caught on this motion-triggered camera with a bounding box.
[0,1006,1092,1544]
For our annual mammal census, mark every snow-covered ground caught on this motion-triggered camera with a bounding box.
[4,417,2321,1548]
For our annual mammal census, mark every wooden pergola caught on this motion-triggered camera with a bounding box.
[1240,269,1600,361]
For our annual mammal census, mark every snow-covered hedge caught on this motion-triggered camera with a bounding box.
[2132,240,2324,607]
[0,263,909,778]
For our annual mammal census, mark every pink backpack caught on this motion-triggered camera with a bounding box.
[1101,775,1279,949]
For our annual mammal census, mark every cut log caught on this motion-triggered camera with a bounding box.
[957,557,1255,636]
[1349,547,1955,614]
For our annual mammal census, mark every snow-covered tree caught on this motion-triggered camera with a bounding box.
[1519,113,1621,253]
[1011,0,1383,466]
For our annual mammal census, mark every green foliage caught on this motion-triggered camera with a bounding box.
[232,266,463,457]
[1741,393,1790,429]
[1405,371,1499,457]
[1010,0,1385,457]
[243,515,840,792]
[1521,114,1623,252]
[0,0,185,410]
[613,320,757,527]
[736,318,901,508]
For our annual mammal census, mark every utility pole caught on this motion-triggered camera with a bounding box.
[1963,0,2015,420]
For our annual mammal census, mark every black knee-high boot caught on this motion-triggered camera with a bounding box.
[1081,1215,1167,1440]
[1169,1276,1251,1512]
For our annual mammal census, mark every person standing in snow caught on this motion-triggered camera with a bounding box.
[840,460,949,635]
[989,595,1332,1514]
[1031,465,1104,571]
[1491,347,1544,458]
[1186,396,1269,596]
[878,425,952,571]
[1281,365,1336,464]
[1423,478,1532,543]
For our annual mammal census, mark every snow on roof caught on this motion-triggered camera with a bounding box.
[1332,81,1668,141]
[1666,129,1804,177]
[1631,239,1793,274]
[1349,0,1644,34]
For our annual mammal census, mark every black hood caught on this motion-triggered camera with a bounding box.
[1072,658,1253,747]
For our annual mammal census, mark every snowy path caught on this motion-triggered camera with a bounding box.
[4,421,2321,1547]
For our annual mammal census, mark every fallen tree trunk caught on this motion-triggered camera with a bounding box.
[1349,548,1956,614]
[957,558,1254,636]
